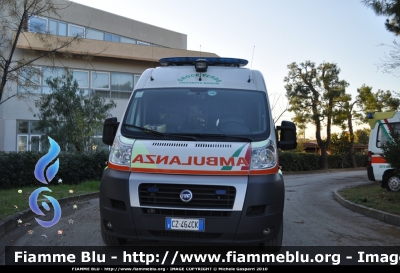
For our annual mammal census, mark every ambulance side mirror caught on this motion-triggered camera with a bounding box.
[276,121,297,150]
[102,117,119,146]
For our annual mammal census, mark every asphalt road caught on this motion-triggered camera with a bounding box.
[1,169,400,265]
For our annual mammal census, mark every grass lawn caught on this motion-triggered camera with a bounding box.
[339,183,400,216]
[0,180,100,221]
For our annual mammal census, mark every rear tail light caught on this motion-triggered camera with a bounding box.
[368,151,373,166]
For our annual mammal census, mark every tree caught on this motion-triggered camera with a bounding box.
[377,40,400,76]
[362,0,400,35]
[362,1,400,76]
[0,0,88,105]
[356,84,400,122]
[332,95,362,168]
[354,128,370,144]
[34,71,116,152]
[284,61,349,169]
[292,138,305,153]
[329,132,353,168]
[381,128,400,176]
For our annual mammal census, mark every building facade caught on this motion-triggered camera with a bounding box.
[0,0,218,152]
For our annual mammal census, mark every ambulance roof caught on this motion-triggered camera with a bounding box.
[368,111,398,128]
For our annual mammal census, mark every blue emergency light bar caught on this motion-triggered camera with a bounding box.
[159,57,248,67]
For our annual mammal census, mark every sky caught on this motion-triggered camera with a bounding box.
[72,0,399,139]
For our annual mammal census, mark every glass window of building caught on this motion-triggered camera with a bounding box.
[30,121,41,134]
[91,72,110,98]
[111,73,133,99]
[29,16,47,33]
[18,136,28,152]
[17,121,43,152]
[134,75,140,86]
[91,72,110,89]
[72,70,89,88]
[113,35,120,42]
[49,19,67,36]
[17,121,29,134]
[18,66,41,93]
[69,24,85,38]
[111,73,133,91]
[137,40,150,46]
[86,28,104,40]
[120,37,136,44]
[105,33,121,42]
[105,33,112,41]
[42,67,66,94]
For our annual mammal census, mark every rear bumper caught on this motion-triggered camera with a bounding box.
[100,168,284,245]
[367,166,375,181]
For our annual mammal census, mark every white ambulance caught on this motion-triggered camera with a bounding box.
[367,111,400,191]
[100,57,297,251]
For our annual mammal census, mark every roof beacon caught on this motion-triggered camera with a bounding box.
[159,57,249,68]
[195,59,208,72]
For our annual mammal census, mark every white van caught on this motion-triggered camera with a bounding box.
[100,57,297,251]
[367,111,400,191]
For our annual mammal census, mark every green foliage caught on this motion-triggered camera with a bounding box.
[292,138,305,153]
[284,60,349,169]
[354,128,370,144]
[381,129,400,175]
[339,183,400,216]
[329,132,352,156]
[0,150,368,190]
[278,152,320,172]
[362,0,400,36]
[0,150,109,190]
[34,71,116,152]
[356,85,400,123]
[278,151,367,172]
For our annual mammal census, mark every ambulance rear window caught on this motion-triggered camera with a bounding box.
[377,122,400,148]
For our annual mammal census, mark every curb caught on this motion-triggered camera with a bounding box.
[0,192,99,238]
[333,188,400,227]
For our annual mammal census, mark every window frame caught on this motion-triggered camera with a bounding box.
[377,122,400,148]
[18,66,42,94]
[91,71,110,90]
[137,40,151,46]
[29,15,48,33]
[68,24,85,38]
[17,121,43,152]
[86,28,104,40]
[17,65,138,99]
[72,69,90,89]
[49,19,67,36]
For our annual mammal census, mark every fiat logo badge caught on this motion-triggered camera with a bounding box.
[180,189,193,202]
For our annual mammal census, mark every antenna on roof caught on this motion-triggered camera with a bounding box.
[150,46,154,81]
[248,46,255,83]
[200,45,202,58]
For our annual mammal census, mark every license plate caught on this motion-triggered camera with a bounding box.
[165,218,205,231]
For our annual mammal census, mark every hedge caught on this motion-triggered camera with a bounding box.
[0,150,368,190]
[278,152,368,172]
[0,150,109,190]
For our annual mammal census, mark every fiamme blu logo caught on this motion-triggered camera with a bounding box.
[29,137,62,228]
